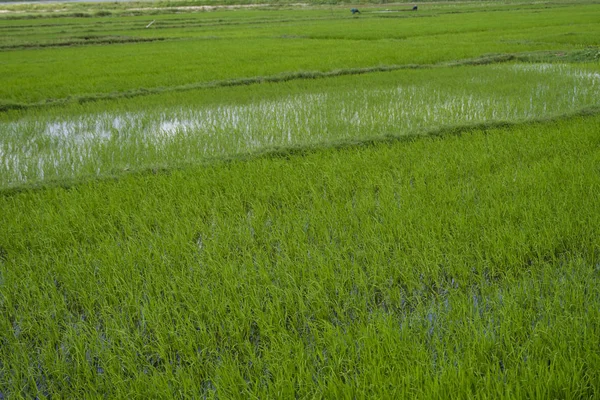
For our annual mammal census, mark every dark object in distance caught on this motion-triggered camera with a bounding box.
[351,8,361,14]
[413,5,418,10]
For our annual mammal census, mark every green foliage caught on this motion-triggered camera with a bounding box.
[1,116,600,397]
[1,2,599,103]
[1,1,600,397]
[1,62,599,188]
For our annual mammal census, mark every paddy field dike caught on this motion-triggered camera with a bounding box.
[0,0,599,397]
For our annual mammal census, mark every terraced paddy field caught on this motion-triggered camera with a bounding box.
[1,0,599,397]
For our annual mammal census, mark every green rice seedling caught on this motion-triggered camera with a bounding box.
[1,2,599,104]
[1,62,598,188]
[1,2,599,397]
[1,115,599,397]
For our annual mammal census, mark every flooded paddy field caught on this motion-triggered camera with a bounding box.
[2,63,599,187]
[1,0,600,398]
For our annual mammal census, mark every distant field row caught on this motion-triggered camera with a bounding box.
[1,3,599,104]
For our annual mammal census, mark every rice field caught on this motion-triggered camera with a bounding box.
[2,62,600,187]
[1,0,599,398]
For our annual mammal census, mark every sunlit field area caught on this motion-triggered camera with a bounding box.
[1,0,599,397]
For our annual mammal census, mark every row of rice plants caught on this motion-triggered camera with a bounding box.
[2,62,598,189]
[4,2,597,48]
[3,3,599,104]
[1,115,598,397]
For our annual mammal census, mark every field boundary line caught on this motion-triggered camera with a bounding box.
[2,104,599,196]
[0,36,167,50]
